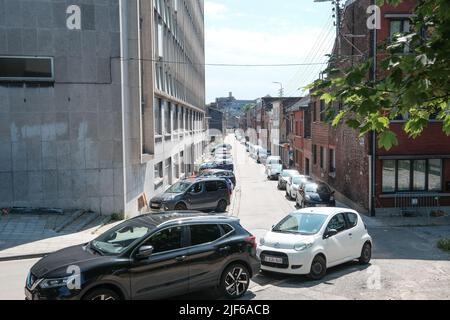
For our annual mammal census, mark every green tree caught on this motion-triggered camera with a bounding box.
[309,0,450,150]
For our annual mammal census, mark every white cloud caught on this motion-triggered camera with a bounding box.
[205,1,229,18]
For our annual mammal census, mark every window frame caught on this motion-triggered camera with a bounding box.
[134,225,189,257]
[381,159,443,194]
[188,224,223,247]
[0,56,55,82]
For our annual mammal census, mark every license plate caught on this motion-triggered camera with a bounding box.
[151,204,160,209]
[264,256,283,264]
[24,288,33,300]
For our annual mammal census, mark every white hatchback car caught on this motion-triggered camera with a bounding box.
[257,208,372,280]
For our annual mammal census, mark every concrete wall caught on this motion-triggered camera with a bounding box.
[0,0,125,214]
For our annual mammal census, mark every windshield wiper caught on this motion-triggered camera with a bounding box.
[89,242,104,256]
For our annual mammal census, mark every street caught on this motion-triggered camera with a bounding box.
[1,135,449,300]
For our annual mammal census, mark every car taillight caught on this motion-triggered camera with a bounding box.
[245,236,257,250]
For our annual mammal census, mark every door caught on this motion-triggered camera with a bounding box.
[186,182,205,210]
[186,224,230,292]
[305,158,310,176]
[323,213,351,265]
[345,212,363,258]
[204,181,220,208]
[130,226,189,300]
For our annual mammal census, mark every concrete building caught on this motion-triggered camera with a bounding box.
[206,106,225,135]
[0,0,206,218]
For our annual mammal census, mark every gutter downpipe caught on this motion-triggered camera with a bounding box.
[370,0,377,217]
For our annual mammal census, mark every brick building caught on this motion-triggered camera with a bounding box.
[309,0,450,215]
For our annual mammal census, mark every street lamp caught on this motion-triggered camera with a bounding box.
[273,82,284,97]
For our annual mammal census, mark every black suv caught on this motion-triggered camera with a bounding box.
[150,177,231,213]
[25,213,260,300]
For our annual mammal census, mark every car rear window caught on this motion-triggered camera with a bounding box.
[217,181,228,190]
[220,224,234,234]
[190,224,222,245]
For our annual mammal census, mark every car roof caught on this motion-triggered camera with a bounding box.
[131,212,239,228]
[293,207,358,216]
[203,169,233,174]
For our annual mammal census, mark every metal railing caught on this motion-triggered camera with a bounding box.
[394,193,441,218]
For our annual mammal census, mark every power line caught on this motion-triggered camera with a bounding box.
[114,57,327,67]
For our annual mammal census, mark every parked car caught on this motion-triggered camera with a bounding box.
[25,213,260,300]
[150,178,231,213]
[286,175,313,200]
[266,163,283,180]
[257,208,372,280]
[295,182,336,208]
[211,144,232,154]
[199,162,216,172]
[212,159,234,172]
[199,169,236,186]
[255,147,268,164]
[277,170,300,190]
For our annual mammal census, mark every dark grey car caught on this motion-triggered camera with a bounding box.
[150,178,231,213]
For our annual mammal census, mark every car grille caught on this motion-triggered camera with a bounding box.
[150,202,162,209]
[260,251,289,269]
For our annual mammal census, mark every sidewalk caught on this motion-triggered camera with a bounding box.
[0,210,117,261]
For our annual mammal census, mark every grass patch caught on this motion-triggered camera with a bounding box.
[437,238,450,252]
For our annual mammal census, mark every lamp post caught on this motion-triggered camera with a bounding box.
[273,82,284,97]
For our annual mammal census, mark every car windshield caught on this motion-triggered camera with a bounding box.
[273,213,328,235]
[269,159,282,164]
[292,176,304,184]
[282,170,299,177]
[305,183,331,193]
[166,181,192,193]
[91,220,152,255]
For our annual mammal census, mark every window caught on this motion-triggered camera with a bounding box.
[382,160,396,193]
[157,21,164,58]
[190,182,203,194]
[312,145,317,165]
[205,181,218,192]
[154,98,162,135]
[398,160,411,191]
[329,149,336,173]
[304,107,312,138]
[382,159,443,193]
[217,181,228,190]
[346,213,358,229]
[0,56,54,82]
[428,159,442,191]
[190,225,222,246]
[164,101,171,134]
[413,160,426,191]
[320,147,325,170]
[320,101,326,122]
[220,224,234,234]
[389,19,411,54]
[145,227,184,254]
[154,162,163,179]
[313,103,317,122]
[326,213,347,233]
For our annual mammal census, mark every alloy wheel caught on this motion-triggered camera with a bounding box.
[224,267,249,297]
[91,294,116,301]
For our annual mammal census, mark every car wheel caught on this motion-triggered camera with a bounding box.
[308,255,327,280]
[220,263,250,299]
[216,199,228,213]
[83,288,121,301]
[359,242,372,265]
[175,203,187,211]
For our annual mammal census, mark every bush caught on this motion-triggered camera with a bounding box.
[437,238,450,252]
[111,212,124,222]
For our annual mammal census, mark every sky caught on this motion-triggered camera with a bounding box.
[204,0,336,103]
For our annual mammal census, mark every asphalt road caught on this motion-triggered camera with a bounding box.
[0,135,449,300]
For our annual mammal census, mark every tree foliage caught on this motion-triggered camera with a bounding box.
[309,0,450,150]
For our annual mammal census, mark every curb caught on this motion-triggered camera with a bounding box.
[0,252,51,262]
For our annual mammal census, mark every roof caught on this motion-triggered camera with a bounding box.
[287,95,311,112]
[132,212,239,228]
[293,207,358,216]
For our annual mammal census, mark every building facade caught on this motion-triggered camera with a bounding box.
[0,0,206,218]
[309,0,450,215]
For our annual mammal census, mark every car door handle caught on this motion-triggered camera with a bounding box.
[175,255,187,262]
[218,246,231,252]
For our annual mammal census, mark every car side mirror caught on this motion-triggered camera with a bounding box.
[324,229,338,239]
[136,245,154,260]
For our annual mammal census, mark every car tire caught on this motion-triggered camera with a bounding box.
[219,263,250,299]
[175,203,187,211]
[359,242,372,265]
[308,255,327,280]
[216,199,228,213]
[83,288,121,301]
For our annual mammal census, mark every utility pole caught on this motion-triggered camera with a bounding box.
[273,82,284,97]
[314,0,343,55]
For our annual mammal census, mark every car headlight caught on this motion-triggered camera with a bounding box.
[294,243,313,251]
[39,277,71,289]
[259,238,265,246]
[305,195,311,201]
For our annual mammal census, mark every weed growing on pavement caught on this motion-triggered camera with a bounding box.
[437,238,450,252]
